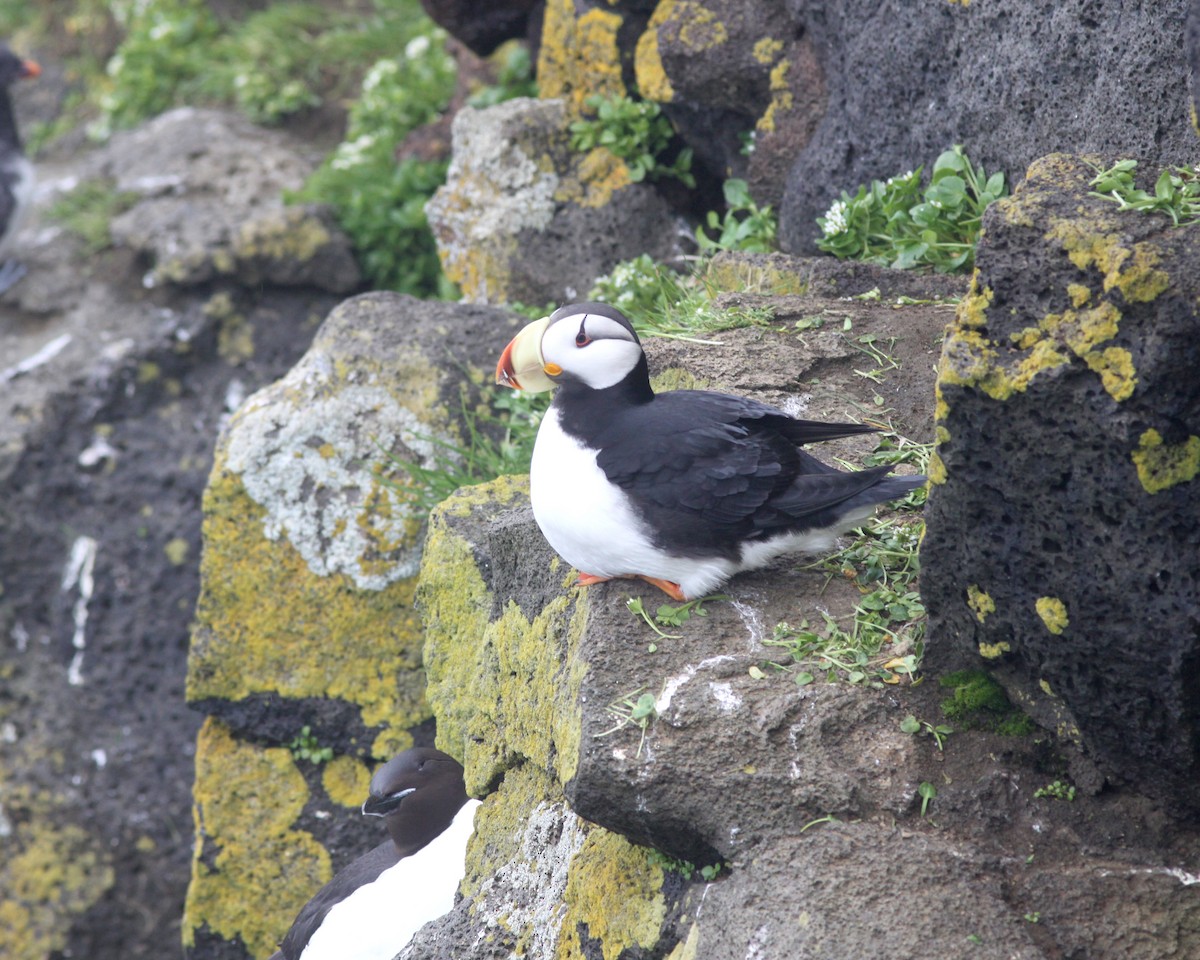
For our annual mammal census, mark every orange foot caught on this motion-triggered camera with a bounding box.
[573,572,686,601]
[575,572,612,587]
[637,575,686,602]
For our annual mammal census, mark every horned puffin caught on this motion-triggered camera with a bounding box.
[496,302,925,600]
[0,44,38,295]
[270,747,481,960]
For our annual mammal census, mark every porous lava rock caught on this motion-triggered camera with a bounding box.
[922,154,1200,810]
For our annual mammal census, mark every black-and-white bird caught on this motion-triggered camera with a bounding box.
[496,302,925,600]
[271,747,481,960]
[0,44,38,295]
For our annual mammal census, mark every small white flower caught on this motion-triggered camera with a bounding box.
[821,199,849,237]
[405,34,431,60]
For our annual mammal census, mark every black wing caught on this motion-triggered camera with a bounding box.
[592,391,905,553]
[277,840,399,960]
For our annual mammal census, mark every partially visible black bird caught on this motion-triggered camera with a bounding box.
[496,302,925,600]
[0,44,38,295]
[271,747,480,960]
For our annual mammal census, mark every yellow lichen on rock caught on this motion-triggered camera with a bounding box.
[635,0,678,102]
[978,641,1012,659]
[1034,596,1069,635]
[753,37,784,64]
[183,719,331,959]
[555,830,667,960]
[555,147,633,209]
[757,58,794,135]
[420,478,585,794]
[1082,346,1137,401]
[187,463,426,759]
[234,207,332,266]
[538,0,626,113]
[0,800,113,960]
[1130,428,1200,494]
[321,755,373,809]
[966,584,995,623]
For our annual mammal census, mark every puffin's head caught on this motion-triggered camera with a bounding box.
[0,46,39,88]
[496,302,643,392]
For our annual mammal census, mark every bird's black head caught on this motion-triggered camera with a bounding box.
[362,747,470,858]
[0,46,39,88]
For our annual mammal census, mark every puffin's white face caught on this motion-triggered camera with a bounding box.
[496,304,642,393]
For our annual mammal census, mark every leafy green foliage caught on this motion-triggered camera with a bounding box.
[569,94,695,187]
[1033,780,1076,802]
[816,145,1007,273]
[626,594,727,645]
[466,41,538,108]
[917,781,937,816]
[900,714,953,751]
[695,178,778,253]
[45,178,138,255]
[646,849,727,882]
[91,0,221,139]
[597,689,658,757]
[1087,159,1200,226]
[379,384,548,516]
[288,725,333,764]
[588,255,773,341]
[294,26,458,295]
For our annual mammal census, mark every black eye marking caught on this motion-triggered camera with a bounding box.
[576,316,591,347]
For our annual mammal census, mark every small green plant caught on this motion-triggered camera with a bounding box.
[626,594,727,642]
[91,0,221,139]
[917,781,937,816]
[569,94,695,187]
[646,849,728,881]
[695,178,778,253]
[816,145,1007,273]
[587,255,774,341]
[596,689,658,757]
[294,24,458,296]
[900,714,954,751]
[1024,912,1041,924]
[379,383,548,516]
[288,725,333,764]
[1087,159,1200,226]
[45,179,139,255]
[1033,780,1076,802]
[466,41,538,108]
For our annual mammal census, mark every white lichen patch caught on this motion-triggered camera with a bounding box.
[427,101,560,246]
[224,382,448,589]
[436,800,586,958]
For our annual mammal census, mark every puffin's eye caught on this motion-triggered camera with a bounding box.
[575,330,590,347]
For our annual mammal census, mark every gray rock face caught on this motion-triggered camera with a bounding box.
[96,108,360,292]
[921,154,1200,809]
[426,97,680,305]
[0,108,357,958]
[779,0,1200,252]
[417,0,541,55]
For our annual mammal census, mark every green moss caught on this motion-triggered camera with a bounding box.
[0,804,113,960]
[184,719,330,958]
[965,584,995,623]
[939,669,1035,736]
[1130,428,1200,494]
[187,462,427,759]
[555,830,667,960]
[420,479,586,795]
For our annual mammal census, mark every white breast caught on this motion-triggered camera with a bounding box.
[530,408,665,580]
[300,799,481,960]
